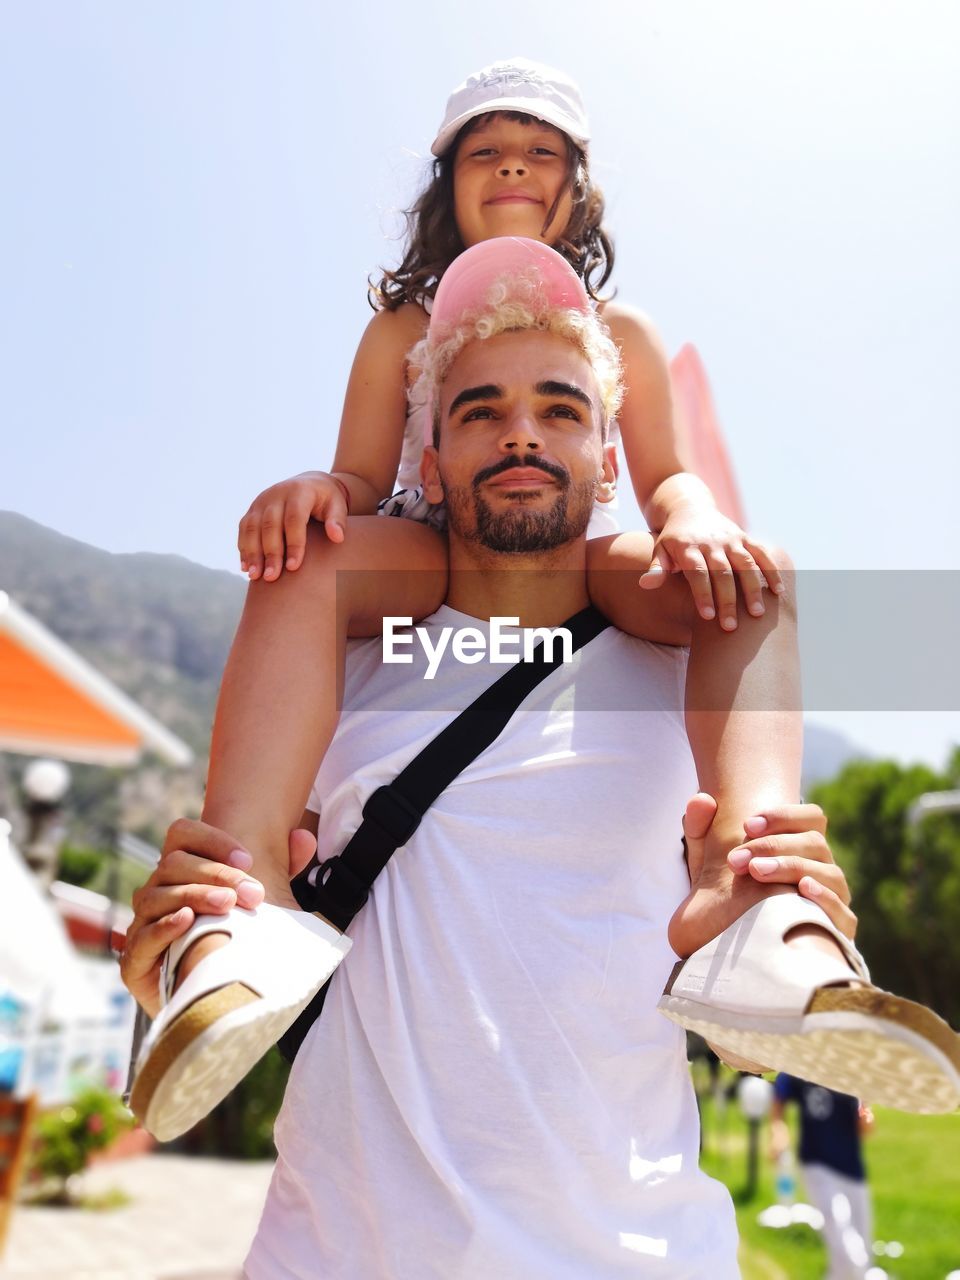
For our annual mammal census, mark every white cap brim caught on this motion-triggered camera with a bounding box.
[432,96,590,158]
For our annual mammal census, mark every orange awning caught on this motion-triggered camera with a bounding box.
[0,591,192,766]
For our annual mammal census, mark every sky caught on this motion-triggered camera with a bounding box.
[1,1,957,768]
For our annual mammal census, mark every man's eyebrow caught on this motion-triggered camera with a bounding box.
[448,384,503,415]
[536,380,593,410]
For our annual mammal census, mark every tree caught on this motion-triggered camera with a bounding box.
[811,748,960,1026]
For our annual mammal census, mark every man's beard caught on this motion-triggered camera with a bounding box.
[443,455,598,553]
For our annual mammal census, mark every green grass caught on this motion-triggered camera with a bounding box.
[696,1075,960,1280]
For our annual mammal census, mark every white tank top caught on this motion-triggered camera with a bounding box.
[246,610,739,1278]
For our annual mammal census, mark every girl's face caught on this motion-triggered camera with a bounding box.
[452,115,574,250]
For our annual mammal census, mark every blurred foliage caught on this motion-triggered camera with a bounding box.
[59,765,125,838]
[57,844,106,888]
[811,746,960,1026]
[78,853,150,909]
[55,843,146,908]
[182,1047,292,1161]
[31,1086,134,1203]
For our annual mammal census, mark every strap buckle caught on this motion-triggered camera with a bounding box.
[361,785,422,846]
[315,854,370,921]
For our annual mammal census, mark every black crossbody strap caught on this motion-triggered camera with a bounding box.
[278,604,608,1062]
[289,605,609,932]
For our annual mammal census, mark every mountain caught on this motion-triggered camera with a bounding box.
[1,510,870,844]
[802,720,870,791]
[1,510,244,842]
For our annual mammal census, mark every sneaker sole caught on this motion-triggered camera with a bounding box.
[658,983,960,1113]
[130,981,319,1142]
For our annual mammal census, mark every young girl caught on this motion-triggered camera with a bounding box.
[127,61,956,1143]
[237,56,782,627]
[211,57,793,946]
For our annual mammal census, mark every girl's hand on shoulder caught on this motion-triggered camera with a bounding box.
[640,505,785,630]
[237,471,351,582]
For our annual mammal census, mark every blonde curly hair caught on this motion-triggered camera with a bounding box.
[408,270,624,446]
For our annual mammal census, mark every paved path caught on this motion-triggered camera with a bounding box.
[1,1154,274,1279]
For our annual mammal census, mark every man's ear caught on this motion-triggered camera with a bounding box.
[421,445,444,504]
[595,443,618,505]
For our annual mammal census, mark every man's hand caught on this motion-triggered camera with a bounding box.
[725,802,856,940]
[639,505,785,631]
[119,819,316,1018]
[681,795,856,1073]
[679,794,857,945]
[238,470,351,582]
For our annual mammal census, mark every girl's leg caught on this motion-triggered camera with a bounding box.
[585,534,821,958]
[178,517,446,977]
[670,550,803,956]
[204,516,446,901]
[129,518,445,1139]
[672,553,850,973]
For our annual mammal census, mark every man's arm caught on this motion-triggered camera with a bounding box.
[585,531,693,645]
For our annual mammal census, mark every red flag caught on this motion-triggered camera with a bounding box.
[669,343,746,528]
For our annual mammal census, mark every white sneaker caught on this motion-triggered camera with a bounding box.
[658,894,960,1113]
[129,903,351,1141]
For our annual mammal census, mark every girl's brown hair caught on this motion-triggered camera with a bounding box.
[370,112,615,312]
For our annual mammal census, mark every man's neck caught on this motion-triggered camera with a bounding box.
[444,539,591,627]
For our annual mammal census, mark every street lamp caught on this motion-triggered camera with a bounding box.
[738,1074,773,1199]
[906,789,960,830]
[21,758,71,890]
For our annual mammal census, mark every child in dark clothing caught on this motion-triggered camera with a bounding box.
[771,1073,875,1280]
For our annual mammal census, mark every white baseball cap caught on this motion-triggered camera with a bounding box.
[431,57,590,158]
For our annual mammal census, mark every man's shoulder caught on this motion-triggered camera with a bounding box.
[584,623,690,679]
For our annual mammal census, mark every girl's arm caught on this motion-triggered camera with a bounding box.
[600,302,690,512]
[331,302,429,511]
[601,302,784,626]
[238,303,428,579]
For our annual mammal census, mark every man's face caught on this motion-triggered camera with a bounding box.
[421,329,616,554]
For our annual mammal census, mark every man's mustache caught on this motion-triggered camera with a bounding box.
[472,454,570,490]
